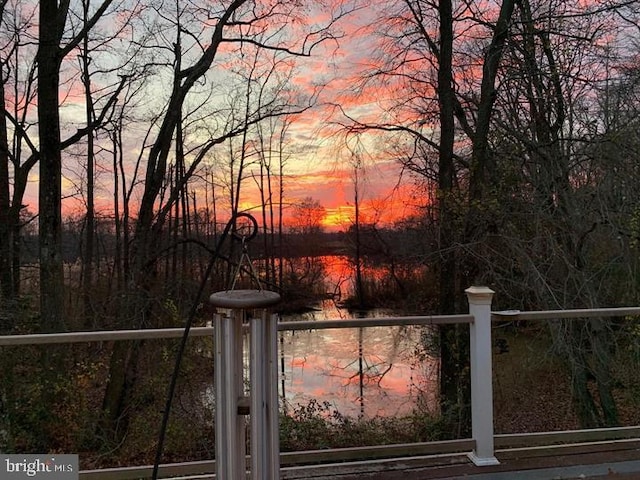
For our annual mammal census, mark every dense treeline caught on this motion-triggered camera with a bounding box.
[13,227,429,265]
[1,0,640,461]
[335,0,640,433]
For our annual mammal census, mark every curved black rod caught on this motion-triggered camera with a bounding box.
[151,214,242,480]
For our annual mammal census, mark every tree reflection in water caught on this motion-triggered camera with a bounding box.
[279,302,439,419]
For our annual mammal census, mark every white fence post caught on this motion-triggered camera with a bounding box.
[465,286,499,466]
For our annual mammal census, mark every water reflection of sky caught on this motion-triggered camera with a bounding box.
[279,304,439,418]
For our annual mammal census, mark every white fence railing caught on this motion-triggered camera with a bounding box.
[1,286,640,478]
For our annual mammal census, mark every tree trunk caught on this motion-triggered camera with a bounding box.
[570,355,601,428]
[99,340,142,442]
[37,0,65,332]
[591,319,619,427]
[353,162,365,308]
[0,73,12,305]
[35,0,69,415]
[81,14,96,328]
[467,0,515,202]
[436,0,471,437]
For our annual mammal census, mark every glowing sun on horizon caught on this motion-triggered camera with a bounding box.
[322,205,355,230]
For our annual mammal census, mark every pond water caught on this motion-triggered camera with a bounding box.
[274,254,438,418]
[207,255,439,419]
[278,302,439,418]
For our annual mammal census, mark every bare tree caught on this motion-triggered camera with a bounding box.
[0,0,10,307]
[37,0,117,331]
[290,197,326,235]
[0,0,39,305]
[476,1,634,427]
[333,0,517,435]
[98,0,349,442]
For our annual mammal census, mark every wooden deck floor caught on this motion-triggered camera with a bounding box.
[77,438,640,479]
[282,439,640,479]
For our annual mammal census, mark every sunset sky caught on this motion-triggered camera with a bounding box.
[227,1,424,231]
[13,0,633,234]
[17,0,425,232]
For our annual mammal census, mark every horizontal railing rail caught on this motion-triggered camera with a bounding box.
[495,425,640,449]
[5,303,636,347]
[492,306,640,321]
[0,314,473,346]
[0,327,216,346]
[280,314,473,330]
